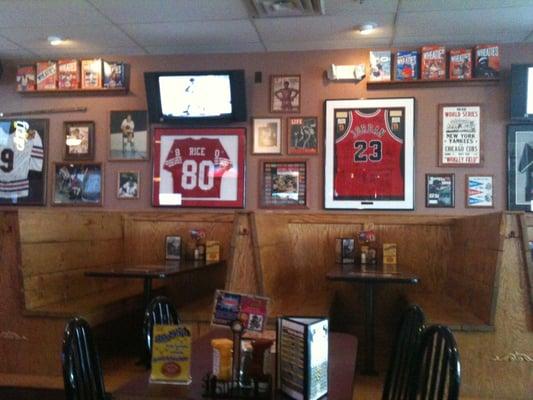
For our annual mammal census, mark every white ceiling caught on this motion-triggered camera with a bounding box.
[0,0,532,59]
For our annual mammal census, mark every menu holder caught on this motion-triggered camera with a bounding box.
[150,324,192,385]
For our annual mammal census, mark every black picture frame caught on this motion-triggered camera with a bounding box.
[425,173,455,208]
[507,124,533,211]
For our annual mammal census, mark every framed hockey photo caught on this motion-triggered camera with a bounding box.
[287,116,318,155]
[0,119,48,205]
[117,170,140,199]
[507,124,533,211]
[260,160,307,209]
[270,75,300,113]
[52,162,103,206]
[425,173,454,208]
[109,110,148,161]
[152,127,245,208]
[438,104,483,167]
[466,175,493,208]
[253,117,282,154]
[324,98,415,210]
[64,121,94,161]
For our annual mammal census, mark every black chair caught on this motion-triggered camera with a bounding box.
[61,317,111,400]
[143,295,181,368]
[382,304,426,400]
[410,325,461,400]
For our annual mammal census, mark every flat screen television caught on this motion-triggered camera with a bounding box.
[510,63,533,120]
[144,70,247,124]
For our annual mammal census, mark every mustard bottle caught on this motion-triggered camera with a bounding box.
[211,338,233,381]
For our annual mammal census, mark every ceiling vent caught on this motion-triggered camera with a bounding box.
[248,0,325,18]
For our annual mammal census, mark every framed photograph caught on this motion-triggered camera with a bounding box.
[117,170,140,199]
[270,75,300,113]
[109,110,149,161]
[260,160,307,209]
[152,127,245,208]
[438,104,483,166]
[165,236,181,260]
[64,121,94,160]
[0,119,48,205]
[287,117,318,155]
[507,124,533,211]
[253,117,282,154]
[324,98,415,210]
[52,162,103,206]
[466,175,493,208]
[425,173,455,208]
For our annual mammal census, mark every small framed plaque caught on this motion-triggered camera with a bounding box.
[335,238,355,264]
[260,160,307,209]
[425,173,455,208]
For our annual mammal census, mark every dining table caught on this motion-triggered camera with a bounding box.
[326,263,419,375]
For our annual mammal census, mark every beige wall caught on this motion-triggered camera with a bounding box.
[1,43,533,213]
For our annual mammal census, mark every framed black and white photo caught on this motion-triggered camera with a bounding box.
[109,110,148,161]
[165,236,181,260]
[507,124,533,211]
[117,170,140,199]
[287,116,318,155]
[253,117,282,154]
[425,173,455,208]
[52,162,103,206]
[466,175,493,208]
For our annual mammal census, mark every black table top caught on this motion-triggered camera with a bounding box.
[326,263,420,284]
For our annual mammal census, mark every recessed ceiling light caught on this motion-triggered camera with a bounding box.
[47,36,64,46]
[356,23,377,35]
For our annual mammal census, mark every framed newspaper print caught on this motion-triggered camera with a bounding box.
[0,119,48,205]
[324,98,415,210]
[260,159,307,209]
[109,110,149,161]
[507,124,533,211]
[466,175,493,208]
[270,75,300,113]
[438,104,483,166]
[64,121,94,161]
[253,117,282,154]
[425,173,454,208]
[287,116,318,155]
[152,127,245,208]
[52,162,103,206]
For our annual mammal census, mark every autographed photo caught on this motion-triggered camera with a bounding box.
[152,128,245,208]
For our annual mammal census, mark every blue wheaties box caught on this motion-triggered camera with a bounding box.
[396,50,419,80]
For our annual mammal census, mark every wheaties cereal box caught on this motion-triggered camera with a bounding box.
[474,45,499,78]
[395,50,418,80]
[16,65,36,91]
[421,45,446,80]
[103,61,126,88]
[81,59,102,89]
[449,48,472,80]
[150,324,192,384]
[36,61,57,90]
[368,50,391,82]
[383,243,397,265]
[58,59,80,89]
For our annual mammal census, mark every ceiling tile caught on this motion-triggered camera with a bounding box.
[0,35,19,50]
[400,0,533,12]
[326,0,399,14]
[393,31,528,48]
[0,48,37,60]
[264,37,391,52]
[31,45,146,59]
[145,42,264,55]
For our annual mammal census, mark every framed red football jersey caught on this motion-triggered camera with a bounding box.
[324,98,415,210]
[152,128,245,208]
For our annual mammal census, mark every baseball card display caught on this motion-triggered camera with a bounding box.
[152,128,245,208]
[58,59,80,89]
[368,51,391,82]
[421,45,446,80]
[0,119,47,205]
[395,50,418,80]
[16,65,36,91]
[449,48,472,80]
[466,175,493,208]
[81,59,102,89]
[103,61,126,88]
[324,98,415,210]
[260,160,307,209]
[474,45,500,78]
[36,61,57,90]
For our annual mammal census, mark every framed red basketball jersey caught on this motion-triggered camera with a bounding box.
[324,98,415,210]
[152,128,245,208]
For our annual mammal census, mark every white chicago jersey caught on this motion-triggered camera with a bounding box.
[0,121,44,199]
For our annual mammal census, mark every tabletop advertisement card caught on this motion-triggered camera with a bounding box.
[277,317,329,400]
[212,290,269,333]
[150,324,192,385]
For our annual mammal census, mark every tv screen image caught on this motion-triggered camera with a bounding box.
[511,64,533,120]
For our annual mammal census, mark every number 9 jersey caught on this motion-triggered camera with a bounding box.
[334,109,404,199]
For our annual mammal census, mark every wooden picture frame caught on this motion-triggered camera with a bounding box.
[117,170,140,199]
[425,173,455,208]
[287,116,318,155]
[507,124,533,211]
[466,175,494,208]
[109,110,149,161]
[252,117,282,154]
[260,159,307,209]
[64,121,95,161]
[438,103,483,167]
[324,97,415,210]
[270,75,300,113]
[52,162,103,206]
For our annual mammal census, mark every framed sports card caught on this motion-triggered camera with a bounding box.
[287,116,318,155]
[0,119,48,205]
[117,170,140,199]
[260,160,307,209]
[253,117,282,154]
[52,162,103,206]
[152,128,245,208]
[324,98,415,210]
[438,104,483,166]
[425,173,454,208]
[64,121,94,161]
[507,124,533,211]
[270,75,300,113]
[466,175,493,208]
[109,110,148,161]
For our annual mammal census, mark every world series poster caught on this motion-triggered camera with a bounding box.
[152,128,245,208]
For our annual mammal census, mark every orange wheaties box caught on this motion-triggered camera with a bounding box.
[16,65,36,91]
[449,48,472,80]
[421,45,446,80]
[81,58,102,89]
[58,59,80,89]
[36,61,57,90]
[474,44,499,78]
